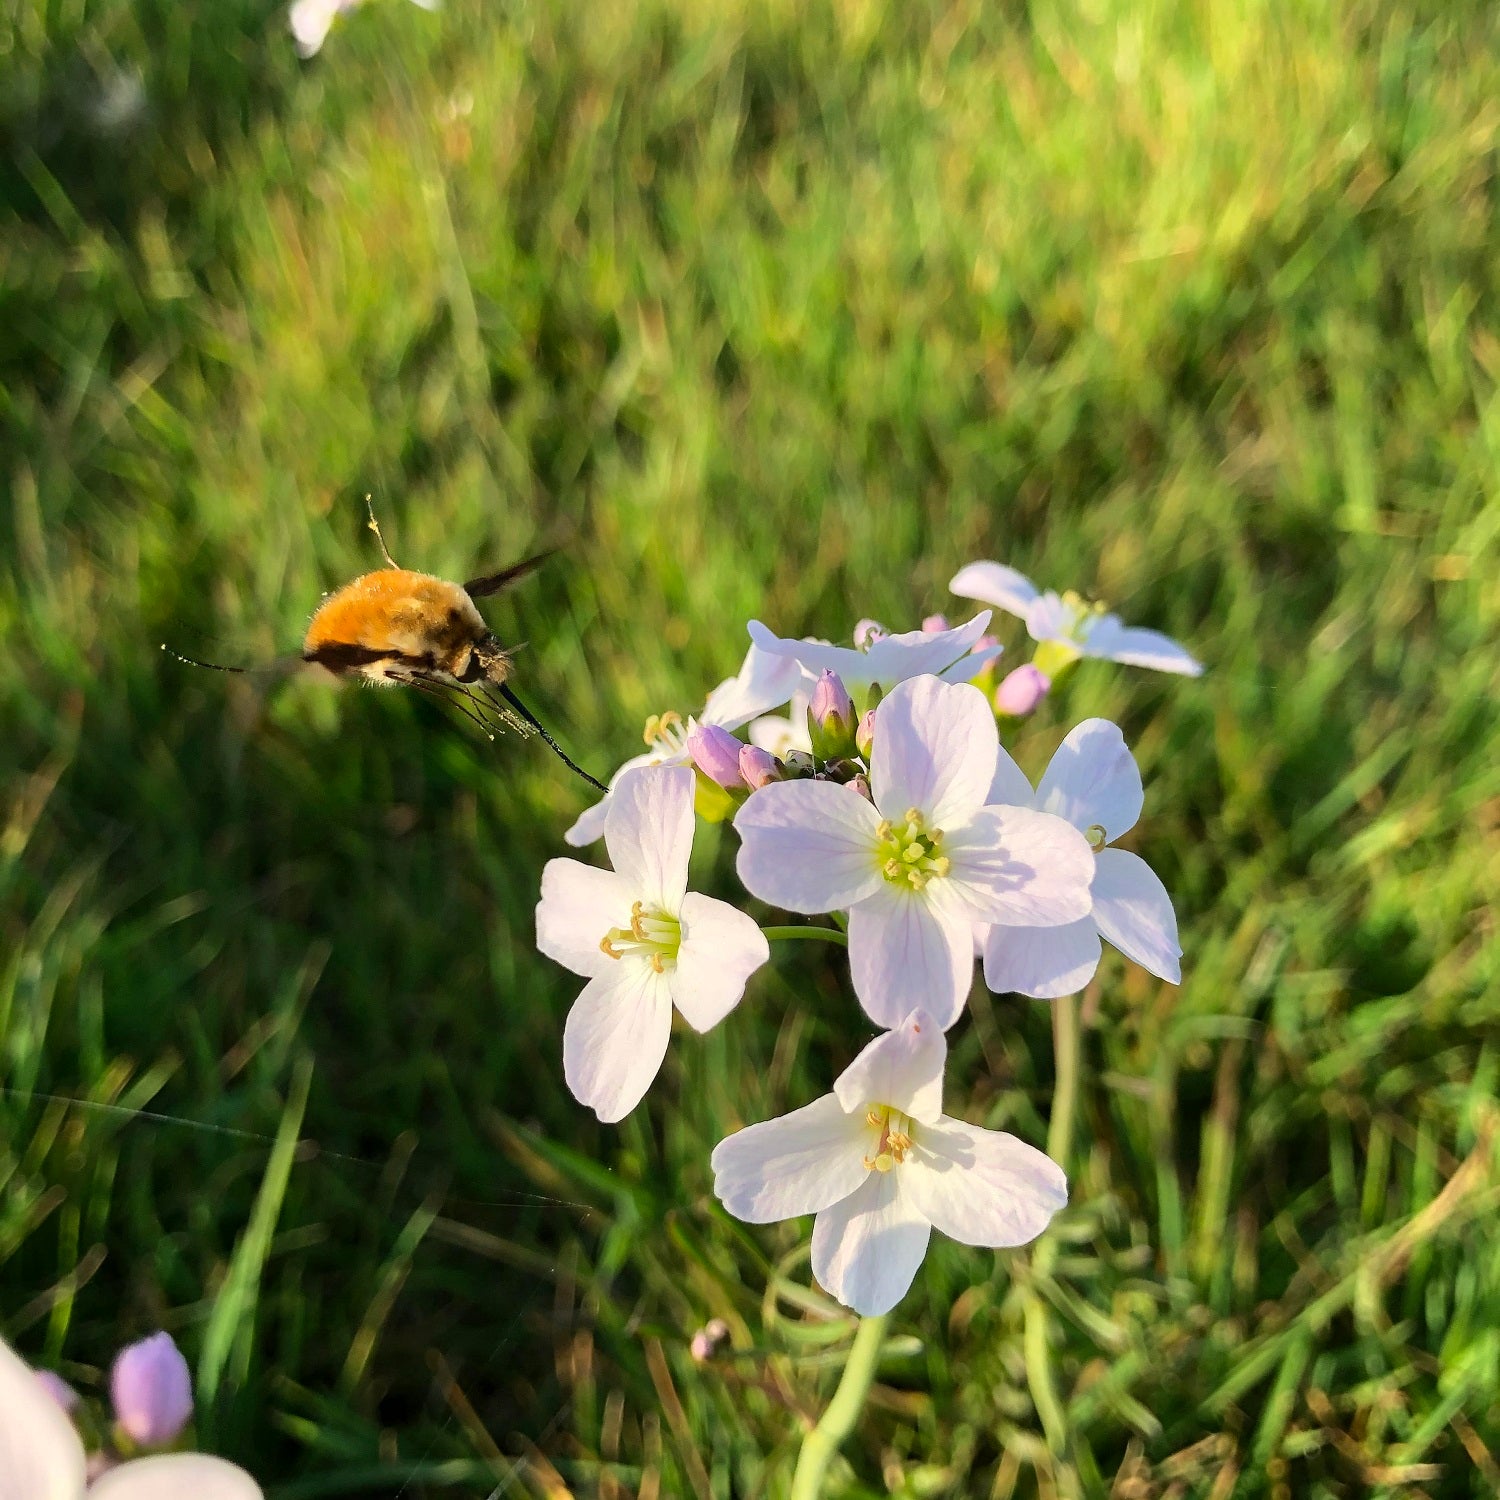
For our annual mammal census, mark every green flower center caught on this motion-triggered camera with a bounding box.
[862,1104,917,1173]
[1059,590,1108,644]
[600,900,682,973]
[874,808,950,891]
[1084,823,1108,851]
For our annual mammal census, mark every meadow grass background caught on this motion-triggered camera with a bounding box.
[2,0,1499,1494]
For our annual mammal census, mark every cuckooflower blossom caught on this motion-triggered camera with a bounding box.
[982,719,1182,998]
[734,676,1094,1028]
[712,1009,1067,1315]
[289,0,438,57]
[746,611,1002,700]
[538,765,769,1121]
[950,561,1202,676]
[0,1336,261,1500]
[565,644,806,846]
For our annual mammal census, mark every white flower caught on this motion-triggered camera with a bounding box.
[564,644,806,846]
[981,719,1182,998]
[0,1336,261,1499]
[950,561,1202,676]
[538,765,768,1122]
[290,0,438,57]
[733,676,1094,1029]
[711,1009,1067,1315]
[746,612,1002,700]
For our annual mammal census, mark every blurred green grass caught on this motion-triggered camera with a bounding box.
[2,0,1498,1494]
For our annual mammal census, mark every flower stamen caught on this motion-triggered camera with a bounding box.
[874,807,949,890]
[861,1105,916,1173]
[599,899,682,972]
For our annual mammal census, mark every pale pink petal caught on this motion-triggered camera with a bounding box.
[703,644,809,728]
[1033,719,1143,841]
[1023,591,1074,643]
[944,806,1094,926]
[562,964,674,1122]
[711,1094,870,1222]
[847,882,974,1030]
[1091,848,1182,982]
[936,639,1004,684]
[603,765,695,911]
[734,781,883,913]
[563,750,658,847]
[948,562,1040,620]
[1084,615,1203,676]
[904,1119,1067,1246]
[833,1010,946,1123]
[862,613,992,684]
[869,677,996,830]
[535,860,634,978]
[987,746,1035,807]
[91,1454,263,1500]
[671,894,769,1031]
[0,1336,85,1500]
[811,1171,931,1316]
[982,917,1101,999]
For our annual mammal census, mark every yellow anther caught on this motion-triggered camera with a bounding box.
[866,1108,883,1126]
[650,953,665,973]
[884,858,903,879]
[876,819,894,839]
[903,808,922,825]
[931,856,951,877]
[600,934,621,959]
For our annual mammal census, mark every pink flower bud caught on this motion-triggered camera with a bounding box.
[111,1332,193,1447]
[972,632,1000,656]
[994,664,1051,718]
[687,724,747,791]
[35,1370,79,1412]
[849,774,872,802]
[809,669,854,730]
[921,613,950,633]
[855,709,876,759]
[739,745,786,789]
[852,618,888,650]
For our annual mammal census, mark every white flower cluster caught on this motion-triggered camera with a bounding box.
[535,561,1196,1316]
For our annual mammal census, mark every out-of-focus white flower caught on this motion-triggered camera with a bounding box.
[290,0,439,59]
[950,562,1202,676]
[982,719,1182,998]
[538,766,768,1122]
[747,612,1002,699]
[565,645,806,846]
[734,676,1093,1029]
[711,1010,1067,1316]
[0,1336,262,1499]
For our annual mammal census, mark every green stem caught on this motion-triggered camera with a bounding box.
[761,925,849,947]
[789,1313,889,1500]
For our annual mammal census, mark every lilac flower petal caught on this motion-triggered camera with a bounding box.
[734,780,883,913]
[702,644,809,728]
[747,614,993,692]
[90,1455,263,1500]
[943,806,1094,927]
[1085,615,1203,676]
[936,639,1004,685]
[1033,719,1144,842]
[563,750,659,847]
[672,894,769,1032]
[847,882,974,1030]
[0,1335,86,1499]
[1091,848,1182,982]
[603,765,695,912]
[833,1010,946,1123]
[948,562,1041,620]
[869,677,997,831]
[811,1171,931,1316]
[562,964,674,1122]
[987,746,1035,808]
[905,1119,1067,1246]
[711,1094,870,1222]
[1023,591,1074,643]
[535,860,633,979]
[981,917,1102,999]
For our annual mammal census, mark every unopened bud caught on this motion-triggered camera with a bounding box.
[111,1332,193,1447]
[783,749,816,778]
[853,618,889,650]
[994,664,1050,718]
[739,744,786,790]
[687,724,747,791]
[807,670,856,759]
[855,709,876,759]
[849,774,872,802]
[921,613,949,633]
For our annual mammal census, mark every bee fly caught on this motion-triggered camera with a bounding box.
[165,503,605,791]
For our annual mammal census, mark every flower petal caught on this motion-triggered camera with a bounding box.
[944,806,1095,926]
[90,1455,263,1500]
[811,1171,932,1316]
[711,1094,871,1222]
[703,643,809,728]
[563,750,659,847]
[833,1009,946,1123]
[935,639,1004,684]
[535,861,634,978]
[1091,848,1182,982]
[870,676,997,830]
[987,745,1035,807]
[1033,719,1143,842]
[848,882,974,1030]
[948,561,1040,620]
[671,894,769,1032]
[603,765,695,911]
[1023,591,1074,644]
[562,964,674,1122]
[981,917,1102,999]
[747,615,993,694]
[905,1118,1067,1247]
[0,1336,86,1500]
[1084,615,1203,676]
[734,780,883,913]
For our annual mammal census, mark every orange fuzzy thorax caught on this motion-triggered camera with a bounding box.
[302,570,488,678]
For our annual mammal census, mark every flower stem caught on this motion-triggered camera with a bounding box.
[789,1313,889,1500]
[761,924,849,947]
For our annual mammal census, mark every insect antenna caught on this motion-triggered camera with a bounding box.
[364,493,400,569]
[161,645,250,674]
[491,682,606,792]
